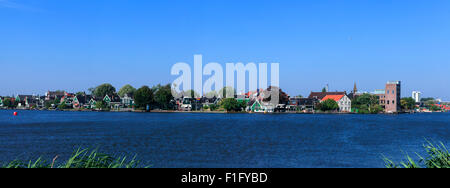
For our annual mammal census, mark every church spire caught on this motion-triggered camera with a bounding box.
[353,82,358,94]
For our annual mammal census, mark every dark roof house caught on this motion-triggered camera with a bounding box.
[308,92,347,100]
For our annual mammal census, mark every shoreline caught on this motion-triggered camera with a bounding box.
[0,108,446,115]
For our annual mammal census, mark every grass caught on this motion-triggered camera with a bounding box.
[383,141,450,168]
[2,148,147,168]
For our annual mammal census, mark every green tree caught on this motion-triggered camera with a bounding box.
[370,104,384,114]
[352,94,381,114]
[3,98,17,108]
[238,100,248,111]
[44,101,52,109]
[2,98,10,108]
[425,100,437,107]
[221,98,243,112]
[218,87,236,98]
[94,83,116,98]
[401,97,416,111]
[134,86,154,110]
[322,87,327,92]
[95,100,108,110]
[430,105,441,112]
[319,99,339,111]
[209,104,219,111]
[421,97,435,102]
[118,84,136,98]
[58,103,67,110]
[53,97,61,105]
[154,84,173,110]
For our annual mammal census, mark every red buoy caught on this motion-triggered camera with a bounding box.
[13,112,18,116]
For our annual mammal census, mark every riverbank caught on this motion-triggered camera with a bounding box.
[1,108,446,114]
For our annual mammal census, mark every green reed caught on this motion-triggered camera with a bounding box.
[2,148,147,168]
[384,141,450,168]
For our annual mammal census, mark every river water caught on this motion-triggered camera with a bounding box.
[0,110,448,168]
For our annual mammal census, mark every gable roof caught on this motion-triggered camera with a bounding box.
[104,94,121,103]
[308,92,347,100]
[74,95,87,104]
[289,98,317,106]
[321,95,345,102]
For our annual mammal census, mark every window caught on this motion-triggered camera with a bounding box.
[387,100,390,104]
[387,90,389,94]
[392,100,395,104]
[392,90,395,94]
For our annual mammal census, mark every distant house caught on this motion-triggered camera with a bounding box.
[288,97,318,112]
[45,91,66,101]
[321,94,352,112]
[247,99,275,113]
[88,98,97,109]
[14,95,44,109]
[16,95,33,108]
[73,93,91,109]
[104,94,122,109]
[180,97,202,111]
[121,94,134,108]
[200,96,219,107]
[249,100,265,112]
[25,96,38,108]
[15,95,21,103]
[60,92,75,107]
[308,91,347,100]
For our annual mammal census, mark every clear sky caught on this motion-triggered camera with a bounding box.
[1,0,449,100]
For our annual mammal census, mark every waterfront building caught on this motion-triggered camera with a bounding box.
[60,92,75,107]
[88,98,97,109]
[45,91,66,101]
[308,91,347,100]
[321,94,352,112]
[385,81,401,113]
[73,93,91,109]
[352,81,402,113]
[412,91,421,103]
[372,89,386,106]
[288,97,318,112]
[180,97,202,111]
[121,93,135,108]
[103,94,122,109]
[249,100,266,112]
[16,95,34,108]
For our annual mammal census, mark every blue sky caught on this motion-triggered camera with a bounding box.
[1,0,449,100]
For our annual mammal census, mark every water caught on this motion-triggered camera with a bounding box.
[0,110,448,168]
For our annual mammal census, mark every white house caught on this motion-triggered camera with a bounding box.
[321,94,352,112]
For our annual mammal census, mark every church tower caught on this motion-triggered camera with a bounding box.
[353,83,358,94]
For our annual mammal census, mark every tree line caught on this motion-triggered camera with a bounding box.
[91,83,175,110]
